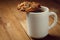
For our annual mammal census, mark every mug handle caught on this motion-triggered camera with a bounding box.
[49,12,57,29]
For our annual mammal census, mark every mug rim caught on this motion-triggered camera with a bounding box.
[29,6,49,14]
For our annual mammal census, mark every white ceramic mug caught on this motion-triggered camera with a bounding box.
[26,6,57,38]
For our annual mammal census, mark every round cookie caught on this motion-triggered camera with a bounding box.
[17,1,41,12]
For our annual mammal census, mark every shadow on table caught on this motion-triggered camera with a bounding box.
[31,34,60,40]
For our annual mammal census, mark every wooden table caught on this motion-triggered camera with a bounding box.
[0,0,60,40]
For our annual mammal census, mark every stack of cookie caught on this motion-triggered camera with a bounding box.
[17,1,41,12]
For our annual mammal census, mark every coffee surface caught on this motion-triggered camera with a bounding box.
[30,8,43,12]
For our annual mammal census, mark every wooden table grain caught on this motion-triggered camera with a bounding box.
[0,0,60,40]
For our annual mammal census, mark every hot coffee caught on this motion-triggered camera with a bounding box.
[30,8,43,13]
